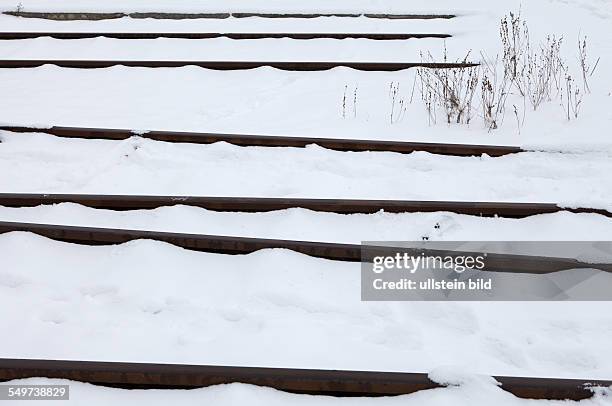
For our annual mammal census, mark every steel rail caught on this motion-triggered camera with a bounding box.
[0,193,609,218]
[0,60,479,71]
[0,358,609,399]
[3,11,456,20]
[0,32,451,40]
[0,126,521,157]
[0,221,610,273]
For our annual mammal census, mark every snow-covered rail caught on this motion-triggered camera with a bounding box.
[0,32,452,40]
[0,60,478,70]
[1,194,610,218]
[0,358,609,400]
[3,11,456,20]
[0,126,518,156]
[1,221,611,273]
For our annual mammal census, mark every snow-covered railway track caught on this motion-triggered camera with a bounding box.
[2,130,609,205]
[0,358,609,400]
[1,220,611,273]
[1,193,610,218]
[0,60,478,70]
[3,11,457,21]
[0,2,611,405]
[0,32,452,40]
[0,126,521,157]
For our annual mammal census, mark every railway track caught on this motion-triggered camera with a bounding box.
[0,358,609,400]
[0,32,451,40]
[0,60,478,71]
[0,193,609,218]
[0,126,521,157]
[3,11,456,20]
[0,220,610,273]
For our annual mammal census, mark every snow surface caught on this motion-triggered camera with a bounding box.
[0,0,610,146]
[1,0,612,404]
[0,0,567,14]
[2,203,612,242]
[1,131,611,211]
[5,377,612,406]
[3,232,612,380]
[0,13,459,33]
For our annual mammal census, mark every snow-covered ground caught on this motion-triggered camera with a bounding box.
[0,0,611,146]
[0,60,610,149]
[0,0,609,18]
[1,131,611,210]
[3,233,612,378]
[1,0,611,404]
[3,203,612,241]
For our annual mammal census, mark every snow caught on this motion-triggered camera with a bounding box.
[5,377,612,406]
[0,0,535,14]
[0,14,459,33]
[1,0,612,404]
[3,232,612,381]
[0,37,455,62]
[1,131,611,211]
[0,0,610,147]
[2,203,612,242]
[0,63,609,148]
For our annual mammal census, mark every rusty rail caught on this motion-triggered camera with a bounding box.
[0,32,451,40]
[0,193,609,218]
[0,358,609,399]
[3,11,456,20]
[0,221,610,273]
[0,126,521,157]
[0,60,478,71]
